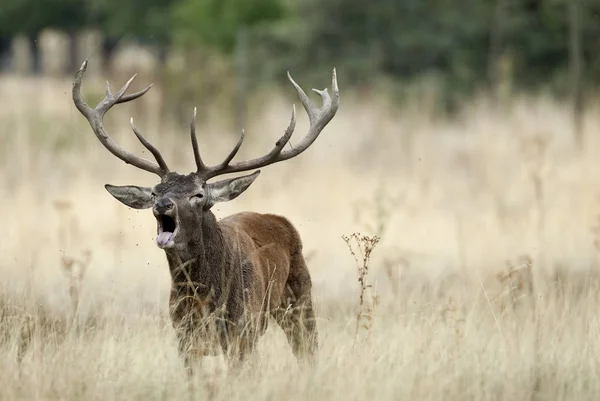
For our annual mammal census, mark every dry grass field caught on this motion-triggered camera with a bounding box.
[1,73,600,400]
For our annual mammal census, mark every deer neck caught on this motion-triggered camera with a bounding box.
[165,210,229,298]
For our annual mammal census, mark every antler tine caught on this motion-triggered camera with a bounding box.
[287,72,318,122]
[218,129,246,168]
[105,81,113,99]
[130,118,170,172]
[112,73,155,104]
[196,69,339,181]
[118,84,154,104]
[72,59,168,177]
[189,107,206,171]
[260,105,296,158]
[73,60,94,119]
[192,108,247,177]
[116,73,137,96]
[280,68,338,153]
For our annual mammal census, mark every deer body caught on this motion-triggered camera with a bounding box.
[166,208,316,366]
[72,60,338,374]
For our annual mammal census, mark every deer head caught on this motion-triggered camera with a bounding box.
[72,61,339,251]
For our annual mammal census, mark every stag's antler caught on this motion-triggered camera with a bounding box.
[191,69,339,180]
[72,60,170,177]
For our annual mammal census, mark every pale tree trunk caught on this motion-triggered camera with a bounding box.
[568,0,584,151]
[488,0,507,99]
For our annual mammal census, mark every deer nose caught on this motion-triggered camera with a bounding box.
[155,197,174,214]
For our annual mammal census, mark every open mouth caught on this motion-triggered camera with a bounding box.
[156,214,178,249]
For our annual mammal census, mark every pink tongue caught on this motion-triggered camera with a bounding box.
[157,231,174,247]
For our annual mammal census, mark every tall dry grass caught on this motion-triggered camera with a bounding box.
[1,73,600,400]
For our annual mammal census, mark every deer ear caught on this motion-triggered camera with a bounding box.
[105,184,154,209]
[206,170,260,208]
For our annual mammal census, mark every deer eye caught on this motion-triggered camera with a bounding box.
[190,193,203,201]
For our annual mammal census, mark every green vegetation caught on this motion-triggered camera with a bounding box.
[1,0,599,100]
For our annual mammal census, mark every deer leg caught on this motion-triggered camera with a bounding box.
[223,331,256,376]
[278,298,318,363]
[274,253,318,363]
[176,330,196,378]
[217,318,253,376]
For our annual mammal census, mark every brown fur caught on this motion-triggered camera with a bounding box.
[164,200,317,373]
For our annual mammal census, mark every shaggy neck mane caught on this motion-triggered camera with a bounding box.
[165,211,230,303]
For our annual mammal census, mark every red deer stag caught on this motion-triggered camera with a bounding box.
[71,60,339,374]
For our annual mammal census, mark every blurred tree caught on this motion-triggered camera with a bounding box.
[171,0,287,52]
[0,0,94,36]
[246,0,600,105]
[0,0,183,72]
[2,0,600,104]
[92,0,181,45]
[0,0,180,41]
[0,0,97,72]
[166,0,289,126]
[247,0,494,102]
